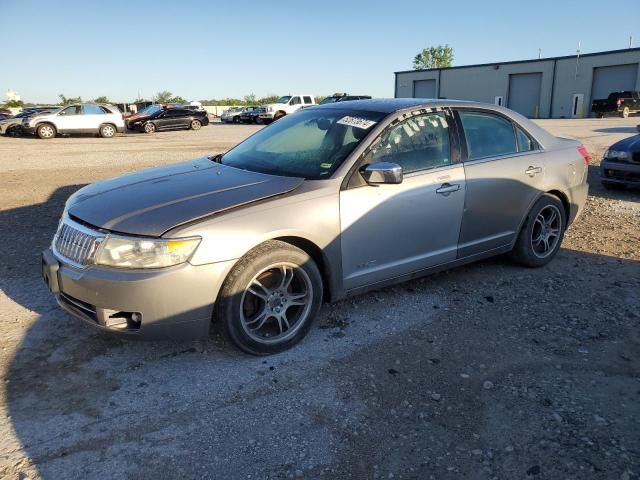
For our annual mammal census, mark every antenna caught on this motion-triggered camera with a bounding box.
[630,35,634,48]
[574,41,581,80]
[538,48,541,59]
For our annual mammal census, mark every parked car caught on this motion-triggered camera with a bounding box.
[127,107,209,133]
[592,91,640,118]
[0,107,12,115]
[257,95,316,123]
[319,93,372,105]
[221,107,244,123]
[600,131,640,189]
[42,99,588,354]
[23,104,125,139]
[239,106,261,124]
[0,107,59,136]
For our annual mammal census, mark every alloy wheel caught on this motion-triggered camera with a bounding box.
[102,125,115,137]
[240,263,312,344]
[39,125,54,138]
[530,205,562,258]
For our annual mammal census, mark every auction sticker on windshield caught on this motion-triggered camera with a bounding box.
[337,116,377,130]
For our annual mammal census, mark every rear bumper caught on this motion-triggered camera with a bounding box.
[600,159,640,186]
[42,248,235,340]
[568,181,589,225]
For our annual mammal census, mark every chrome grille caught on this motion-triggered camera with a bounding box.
[53,219,103,267]
[256,107,266,114]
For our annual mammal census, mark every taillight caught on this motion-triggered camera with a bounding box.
[577,145,590,165]
[616,98,623,106]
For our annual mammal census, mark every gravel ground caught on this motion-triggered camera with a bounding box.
[0,118,638,479]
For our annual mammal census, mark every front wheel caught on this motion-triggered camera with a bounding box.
[190,119,202,130]
[37,123,56,139]
[509,194,565,268]
[143,122,156,134]
[216,240,323,355]
[273,112,285,121]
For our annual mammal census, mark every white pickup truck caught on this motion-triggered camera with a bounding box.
[258,95,316,123]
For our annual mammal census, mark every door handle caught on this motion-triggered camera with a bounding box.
[435,183,461,195]
[525,166,542,177]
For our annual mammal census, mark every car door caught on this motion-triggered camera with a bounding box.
[153,110,172,130]
[289,96,302,112]
[340,110,466,290]
[454,108,544,257]
[81,104,106,131]
[55,105,82,132]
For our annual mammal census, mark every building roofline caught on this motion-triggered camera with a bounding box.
[394,47,640,75]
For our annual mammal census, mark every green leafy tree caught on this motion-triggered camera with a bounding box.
[58,94,82,105]
[5,99,23,108]
[154,90,173,103]
[168,95,187,104]
[413,45,454,70]
[93,96,110,104]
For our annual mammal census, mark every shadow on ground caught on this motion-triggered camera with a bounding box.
[2,184,639,478]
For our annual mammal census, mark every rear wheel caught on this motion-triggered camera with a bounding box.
[143,122,156,134]
[37,123,56,139]
[233,116,240,124]
[190,119,202,130]
[216,240,323,355]
[509,194,565,268]
[622,107,630,118]
[99,124,116,138]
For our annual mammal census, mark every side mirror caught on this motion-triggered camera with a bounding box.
[361,162,403,185]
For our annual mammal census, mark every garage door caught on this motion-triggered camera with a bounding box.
[413,79,436,98]
[508,73,542,118]
[591,64,638,100]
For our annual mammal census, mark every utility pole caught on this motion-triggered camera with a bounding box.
[538,48,541,59]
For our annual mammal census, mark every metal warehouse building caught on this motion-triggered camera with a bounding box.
[394,48,640,118]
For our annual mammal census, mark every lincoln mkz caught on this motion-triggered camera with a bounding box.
[42,99,589,354]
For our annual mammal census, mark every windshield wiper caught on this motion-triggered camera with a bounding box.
[208,153,223,164]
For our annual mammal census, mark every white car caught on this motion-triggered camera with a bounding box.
[258,95,316,123]
[23,103,125,139]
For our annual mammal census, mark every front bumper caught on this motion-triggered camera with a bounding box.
[42,248,235,340]
[258,112,274,120]
[600,159,640,186]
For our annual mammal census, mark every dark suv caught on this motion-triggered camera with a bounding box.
[128,107,209,133]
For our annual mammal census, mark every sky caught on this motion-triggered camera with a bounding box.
[1,0,638,104]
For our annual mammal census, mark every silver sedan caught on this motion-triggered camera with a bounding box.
[42,99,589,354]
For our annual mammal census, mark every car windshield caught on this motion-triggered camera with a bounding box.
[275,96,292,104]
[221,108,386,180]
[137,104,163,115]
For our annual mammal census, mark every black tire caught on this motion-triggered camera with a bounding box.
[596,112,604,119]
[509,194,566,268]
[143,122,156,134]
[7,125,22,137]
[36,123,56,139]
[190,119,202,130]
[216,240,323,355]
[99,123,117,138]
[233,116,239,124]
[273,112,285,121]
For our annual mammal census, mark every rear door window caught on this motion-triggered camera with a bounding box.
[83,104,105,115]
[458,111,517,160]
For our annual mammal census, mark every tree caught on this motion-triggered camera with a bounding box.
[154,90,173,103]
[5,99,23,108]
[58,94,82,105]
[168,95,187,104]
[93,96,110,104]
[413,45,454,70]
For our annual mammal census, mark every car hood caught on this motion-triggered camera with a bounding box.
[610,134,640,152]
[67,158,304,237]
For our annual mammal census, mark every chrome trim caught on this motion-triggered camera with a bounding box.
[52,217,104,268]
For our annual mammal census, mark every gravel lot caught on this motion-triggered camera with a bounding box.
[1,118,638,479]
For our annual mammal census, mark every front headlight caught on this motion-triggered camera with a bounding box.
[95,236,201,269]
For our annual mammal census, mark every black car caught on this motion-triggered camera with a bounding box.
[238,106,260,124]
[128,107,209,133]
[600,127,640,189]
[592,91,640,118]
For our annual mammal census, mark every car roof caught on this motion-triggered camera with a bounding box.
[314,98,491,113]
